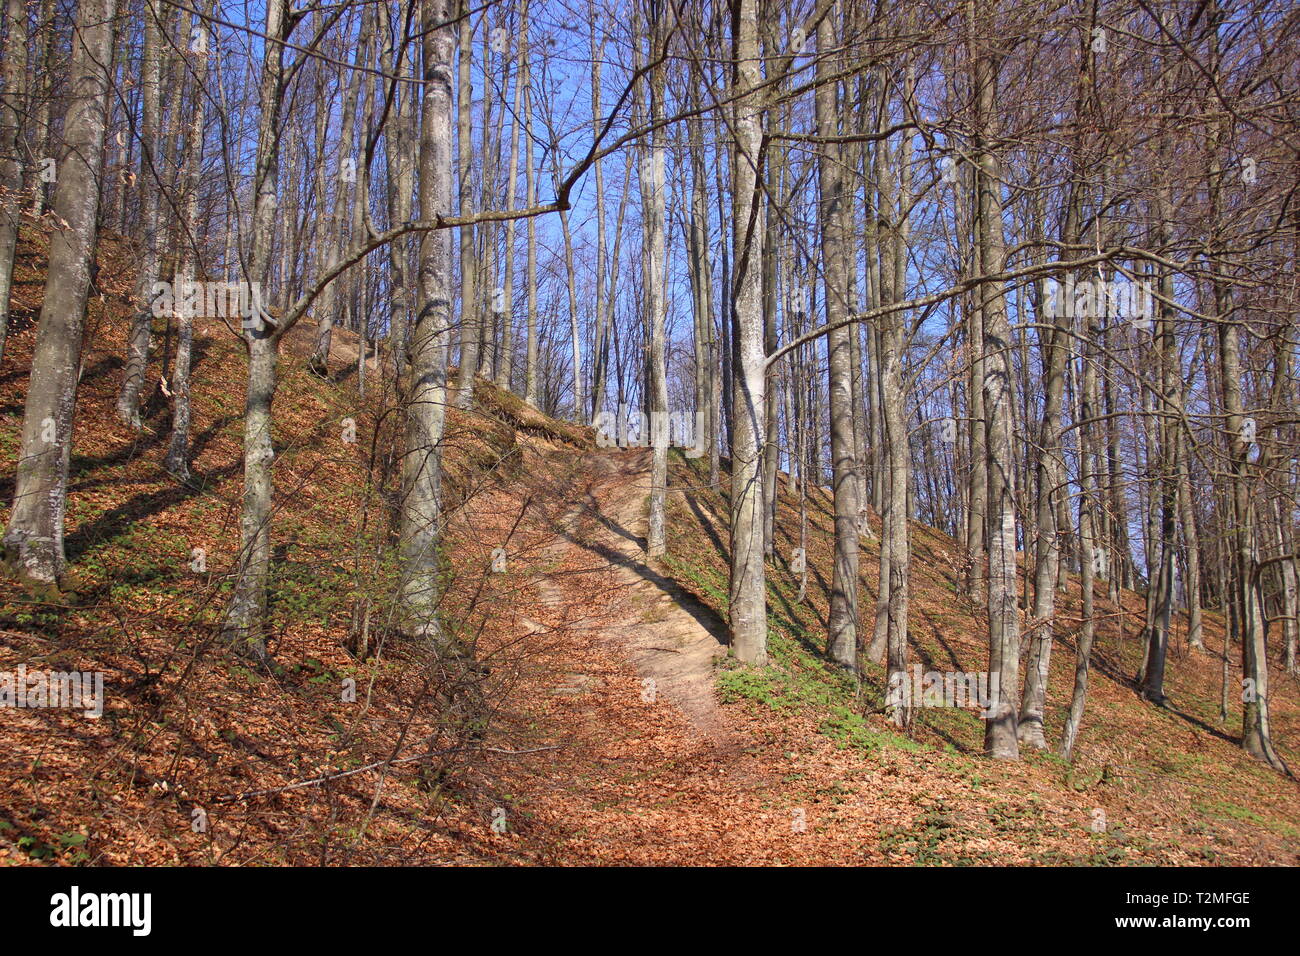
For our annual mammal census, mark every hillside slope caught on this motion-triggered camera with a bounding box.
[1,226,1296,865]
[0,227,585,864]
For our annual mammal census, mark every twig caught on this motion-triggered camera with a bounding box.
[214,744,562,802]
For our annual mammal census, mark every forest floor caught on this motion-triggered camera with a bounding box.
[1,225,1298,865]
[441,440,1300,864]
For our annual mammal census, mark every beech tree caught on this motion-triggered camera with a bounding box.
[816,8,859,673]
[0,0,26,364]
[398,0,456,645]
[2,0,118,590]
[728,0,768,665]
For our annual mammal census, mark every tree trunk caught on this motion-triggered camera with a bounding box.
[495,4,524,393]
[221,0,293,659]
[642,4,668,558]
[1217,281,1285,771]
[115,0,165,425]
[727,0,767,665]
[687,105,717,483]
[815,14,858,672]
[379,0,416,388]
[521,10,538,407]
[2,0,117,591]
[1177,427,1204,650]
[0,0,28,365]
[1140,252,1177,705]
[399,0,456,648]
[972,8,1019,759]
[310,9,370,377]
[588,12,608,420]
[1061,308,1102,761]
[164,8,212,479]
[454,0,479,408]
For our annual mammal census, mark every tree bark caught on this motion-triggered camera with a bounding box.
[454,0,479,408]
[643,3,668,558]
[972,6,1019,759]
[3,0,118,591]
[1061,307,1102,761]
[310,9,371,376]
[164,7,213,479]
[727,0,767,665]
[399,0,457,648]
[0,0,28,365]
[221,0,294,659]
[521,10,538,407]
[815,13,858,673]
[115,0,165,425]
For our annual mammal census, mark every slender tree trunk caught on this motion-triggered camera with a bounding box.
[728,0,767,665]
[1177,427,1205,650]
[1103,328,1130,600]
[715,130,733,458]
[3,0,118,591]
[816,13,858,673]
[521,11,538,407]
[873,125,913,720]
[972,7,1019,759]
[687,108,716,481]
[164,9,212,479]
[454,0,479,408]
[311,11,370,376]
[589,12,609,420]
[964,161,987,601]
[643,4,668,558]
[399,0,456,648]
[867,115,895,667]
[116,0,165,425]
[477,13,499,378]
[1217,278,1284,771]
[1141,252,1178,705]
[1274,499,1298,675]
[378,0,416,382]
[221,0,293,659]
[26,0,56,218]
[1061,309,1101,760]
[495,10,523,393]
[759,83,781,559]
[0,0,28,364]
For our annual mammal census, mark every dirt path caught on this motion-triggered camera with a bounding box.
[468,441,822,863]
[469,440,1020,864]
[530,447,730,738]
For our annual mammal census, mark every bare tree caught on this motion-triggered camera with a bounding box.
[398,0,457,647]
[0,0,27,364]
[815,10,859,673]
[115,0,165,425]
[163,6,214,479]
[455,0,480,408]
[2,0,118,590]
[728,0,768,665]
[643,1,668,558]
[971,0,1019,760]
